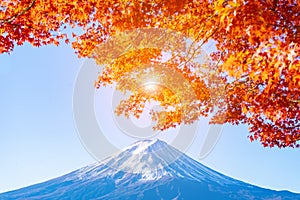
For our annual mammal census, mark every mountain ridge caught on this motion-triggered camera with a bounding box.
[1,139,299,200]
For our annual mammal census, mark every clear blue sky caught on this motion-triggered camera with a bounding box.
[0,42,299,194]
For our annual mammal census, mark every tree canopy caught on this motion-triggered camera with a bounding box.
[1,0,299,148]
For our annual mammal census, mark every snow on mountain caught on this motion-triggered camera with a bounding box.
[0,139,299,200]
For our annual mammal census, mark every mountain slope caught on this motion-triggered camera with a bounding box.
[1,139,299,200]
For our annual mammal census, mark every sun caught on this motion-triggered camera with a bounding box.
[144,83,157,92]
[142,81,160,93]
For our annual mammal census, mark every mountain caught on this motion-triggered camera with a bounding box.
[0,139,299,200]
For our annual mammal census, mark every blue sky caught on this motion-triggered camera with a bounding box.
[0,42,299,194]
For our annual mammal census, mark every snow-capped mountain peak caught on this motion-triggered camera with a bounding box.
[1,139,299,200]
[122,139,163,154]
[91,139,184,178]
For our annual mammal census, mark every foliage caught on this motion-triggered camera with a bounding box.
[1,0,299,148]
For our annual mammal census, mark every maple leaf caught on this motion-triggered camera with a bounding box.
[0,0,299,148]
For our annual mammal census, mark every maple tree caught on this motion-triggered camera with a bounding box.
[1,0,299,148]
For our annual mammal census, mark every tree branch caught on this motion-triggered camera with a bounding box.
[0,0,36,25]
[288,98,300,103]
[225,74,251,91]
